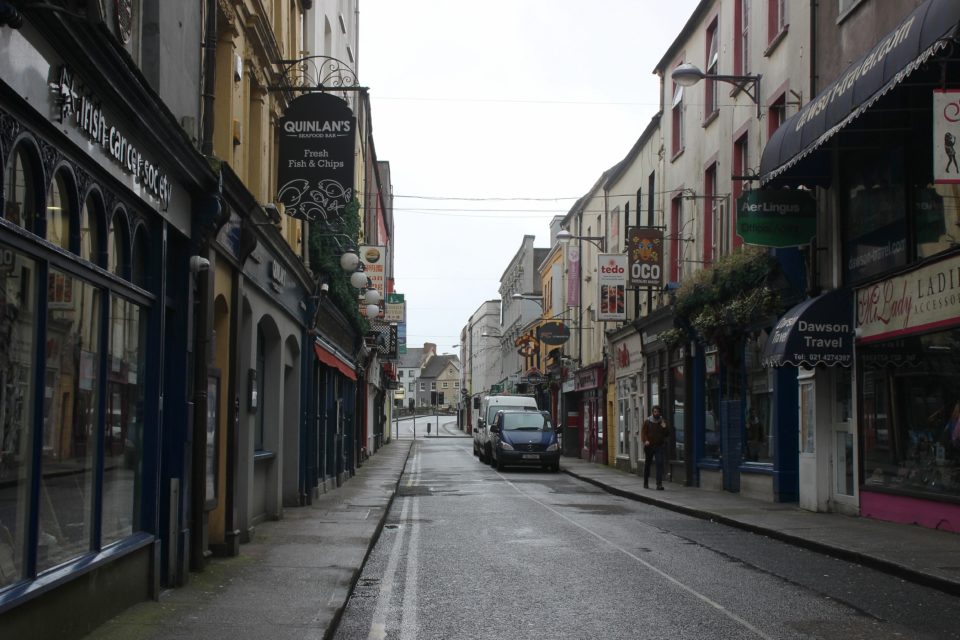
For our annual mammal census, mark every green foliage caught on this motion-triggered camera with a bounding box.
[308,198,367,333]
[669,247,780,358]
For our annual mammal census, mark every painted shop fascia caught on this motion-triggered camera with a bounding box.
[0,25,214,231]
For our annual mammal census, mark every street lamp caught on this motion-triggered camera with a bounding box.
[556,229,606,251]
[671,62,762,118]
[511,292,544,308]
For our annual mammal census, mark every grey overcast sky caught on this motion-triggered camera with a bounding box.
[359,0,700,353]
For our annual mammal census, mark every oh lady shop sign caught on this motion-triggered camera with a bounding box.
[856,255,960,342]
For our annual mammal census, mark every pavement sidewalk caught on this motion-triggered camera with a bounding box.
[559,455,960,597]
[83,439,414,640]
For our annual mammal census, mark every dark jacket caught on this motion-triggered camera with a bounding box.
[641,415,669,447]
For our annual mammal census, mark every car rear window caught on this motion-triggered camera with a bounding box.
[502,412,549,431]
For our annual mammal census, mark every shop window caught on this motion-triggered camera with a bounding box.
[916,184,959,260]
[745,332,773,464]
[255,326,266,451]
[107,210,129,279]
[102,297,145,546]
[131,226,149,290]
[704,354,722,461]
[671,357,686,462]
[861,330,960,499]
[0,246,37,587]
[841,147,907,284]
[46,171,73,251]
[38,273,101,571]
[80,192,103,265]
[4,143,40,234]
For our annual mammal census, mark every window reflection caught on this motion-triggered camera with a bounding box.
[4,145,39,233]
[37,270,100,573]
[107,212,127,278]
[80,194,101,265]
[0,246,36,587]
[47,173,72,251]
[102,297,145,545]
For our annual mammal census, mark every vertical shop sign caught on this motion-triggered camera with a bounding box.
[934,89,960,185]
[359,245,386,318]
[277,93,356,221]
[567,244,580,307]
[597,254,627,321]
[626,227,663,287]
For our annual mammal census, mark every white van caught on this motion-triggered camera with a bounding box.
[473,394,539,463]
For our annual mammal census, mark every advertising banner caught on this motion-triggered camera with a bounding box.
[567,244,580,307]
[626,227,663,287]
[277,93,356,222]
[934,89,960,184]
[360,245,387,295]
[597,254,627,321]
[736,190,816,247]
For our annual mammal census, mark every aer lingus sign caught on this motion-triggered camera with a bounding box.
[736,190,816,248]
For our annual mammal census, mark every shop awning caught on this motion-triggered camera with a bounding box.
[760,0,960,184]
[762,288,854,368]
[314,340,357,381]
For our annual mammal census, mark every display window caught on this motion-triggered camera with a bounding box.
[745,332,773,464]
[861,329,960,499]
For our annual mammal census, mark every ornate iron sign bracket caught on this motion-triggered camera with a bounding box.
[271,55,365,94]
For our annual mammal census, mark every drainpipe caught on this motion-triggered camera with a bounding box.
[189,0,219,572]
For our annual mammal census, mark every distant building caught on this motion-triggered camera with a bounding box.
[417,354,461,408]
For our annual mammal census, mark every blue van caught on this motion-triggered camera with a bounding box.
[489,410,560,472]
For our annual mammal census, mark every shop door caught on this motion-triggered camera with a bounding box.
[830,373,856,509]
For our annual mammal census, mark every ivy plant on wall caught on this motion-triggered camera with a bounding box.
[308,197,367,334]
[667,246,781,364]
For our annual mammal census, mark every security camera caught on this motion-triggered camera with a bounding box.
[189,255,211,273]
[264,202,283,225]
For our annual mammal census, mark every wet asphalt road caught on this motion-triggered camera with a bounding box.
[333,436,960,640]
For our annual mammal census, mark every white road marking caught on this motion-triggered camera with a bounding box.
[499,473,777,640]
[399,496,421,640]
[366,497,411,640]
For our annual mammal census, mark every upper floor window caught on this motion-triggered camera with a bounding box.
[736,0,751,76]
[705,20,719,119]
[768,92,787,139]
[671,74,684,157]
[768,0,787,43]
[704,164,717,266]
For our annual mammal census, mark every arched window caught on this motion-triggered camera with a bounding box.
[4,143,41,233]
[46,170,73,251]
[131,225,148,289]
[80,191,103,265]
[107,209,128,278]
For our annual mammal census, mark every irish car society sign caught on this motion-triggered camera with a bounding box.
[277,93,356,222]
[736,190,816,248]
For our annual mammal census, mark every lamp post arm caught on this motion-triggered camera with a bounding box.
[710,73,762,118]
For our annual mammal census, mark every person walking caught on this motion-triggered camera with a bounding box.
[641,405,669,490]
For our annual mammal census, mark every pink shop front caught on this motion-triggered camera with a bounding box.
[575,365,605,465]
[856,255,960,533]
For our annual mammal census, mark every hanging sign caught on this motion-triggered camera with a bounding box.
[537,321,570,345]
[277,93,356,222]
[736,190,816,247]
[934,89,960,185]
[626,227,663,287]
[597,254,627,321]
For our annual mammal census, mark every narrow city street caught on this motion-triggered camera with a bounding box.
[334,438,960,640]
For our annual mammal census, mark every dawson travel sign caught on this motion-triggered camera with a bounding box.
[736,190,816,248]
[277,93,356,223]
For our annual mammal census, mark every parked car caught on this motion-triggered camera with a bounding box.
[473,394,539,462]
[489,409,560,472]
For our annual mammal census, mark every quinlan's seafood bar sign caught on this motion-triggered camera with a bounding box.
[277,93,356,222]
[856,255,960,342]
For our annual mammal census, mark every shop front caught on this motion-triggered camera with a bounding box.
[0,17,216,634]
[575,365,604,464]
[759,0,960,527]
[856,256,960,532]
[610,327,644,473]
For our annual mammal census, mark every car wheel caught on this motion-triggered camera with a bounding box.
[495,456,505,471]
[552,462,560,473]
